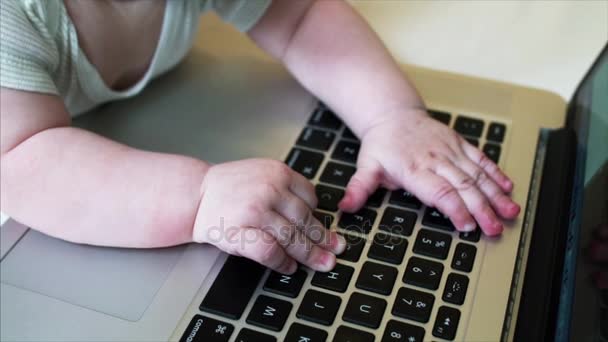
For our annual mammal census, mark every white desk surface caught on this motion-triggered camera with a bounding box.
[352,0,607,100]
[1,0,606,226]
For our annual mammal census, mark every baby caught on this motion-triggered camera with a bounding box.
[0,0,520,275]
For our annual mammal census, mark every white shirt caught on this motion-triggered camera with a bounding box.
[0,0,271,115]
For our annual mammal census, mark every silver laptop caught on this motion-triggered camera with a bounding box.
[1,15,606,342]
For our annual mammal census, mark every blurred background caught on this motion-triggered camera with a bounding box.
[350,0,607,99]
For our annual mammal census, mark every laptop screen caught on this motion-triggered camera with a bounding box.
[557,45,608,341]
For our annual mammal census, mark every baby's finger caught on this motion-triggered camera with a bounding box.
[274,192,345,254]
[402,170,476,232]
[224,227,296,274]
[434,161,504,235]
[339,162,383,212]
[263,212,336,272]
[462,141,513,193]
[456,159,520,219]
[289,170,318,209]
[299,215,346,255]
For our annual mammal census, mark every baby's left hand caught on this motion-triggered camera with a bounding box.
[338,109,520,236]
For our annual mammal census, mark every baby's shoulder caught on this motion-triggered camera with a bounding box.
[0,0,65,95]
[1,0,71,66]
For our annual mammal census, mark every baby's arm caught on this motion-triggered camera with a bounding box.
[249,0,520,235]
[1,88,208,248]
[1,88,343,273]
[249,0,423,135]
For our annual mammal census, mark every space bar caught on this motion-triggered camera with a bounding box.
[199,255,266,319]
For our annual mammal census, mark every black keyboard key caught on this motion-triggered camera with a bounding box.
[487,122,506,142]
[380,207,417,237]
[422,207,455,231]
[452,243,477,272]
[432,306,461,340]
[342,292,387,329]
[180,315,234,342]
[404,257,444,290]
[338,208,377,234]
[246,295,292,332]
[297,127,336,151]
[443,273,469,305]
[465,137,479,147]
[429,109,451,125]
[356,261,398,295]
[460,228,481,242]
[296,290,342,326]
[382,320,426,342]
[337,233,365,262]
[483,143,501,163]
[316,185,344,212]
[285,323,328,342]
[392,287,435,323]
[263,268,307,298]
[389,190,422,209]
[342,127,358,140]
[413,229,452,260]
[200,256,265,319]
[309,108,342,130]
[286,148,324,180]
[332,140,360,164]
[368,233,408,265]
[454,116,484,137]
[320,162,356,187]
[314,211,334,229]
[311,263,354,293]
[366,188,387,208]
[235,328,276,342]
[333,326,375,342]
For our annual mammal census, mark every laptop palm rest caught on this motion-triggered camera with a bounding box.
[0,230,185,321]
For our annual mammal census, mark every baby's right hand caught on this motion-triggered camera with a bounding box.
[193,159,346,274]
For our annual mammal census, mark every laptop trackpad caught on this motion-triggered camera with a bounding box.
[0,230,184,321]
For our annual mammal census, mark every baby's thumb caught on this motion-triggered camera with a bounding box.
[339,163,382,212]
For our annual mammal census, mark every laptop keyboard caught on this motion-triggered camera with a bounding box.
[181,104,508,342]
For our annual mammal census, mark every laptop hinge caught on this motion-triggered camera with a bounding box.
[513,127,577,341]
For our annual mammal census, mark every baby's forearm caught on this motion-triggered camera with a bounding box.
[1,126,209,248]
[281,1,425,137]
